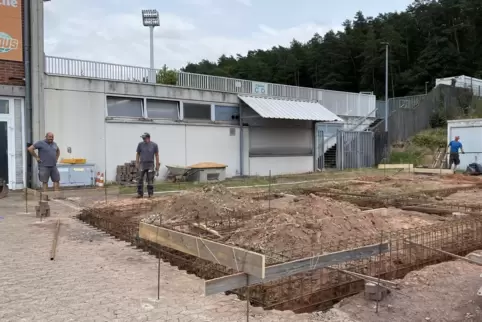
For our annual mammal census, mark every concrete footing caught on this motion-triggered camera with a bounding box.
[364,282,388,301]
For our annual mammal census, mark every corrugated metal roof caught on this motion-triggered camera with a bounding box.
[238,95,343,122]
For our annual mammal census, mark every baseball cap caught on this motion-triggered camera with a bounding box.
[141,132,151,139]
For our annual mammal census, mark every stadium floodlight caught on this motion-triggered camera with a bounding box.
[142,9,160,83]
[142,9,160,27]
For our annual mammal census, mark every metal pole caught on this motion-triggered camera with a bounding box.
[149,26,155,83]
[384,44,389,132]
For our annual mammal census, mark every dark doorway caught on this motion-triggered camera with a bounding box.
[0,121,8,183]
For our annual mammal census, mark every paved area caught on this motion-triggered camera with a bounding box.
[0,193,344,322]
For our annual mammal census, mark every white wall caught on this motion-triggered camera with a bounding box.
[44,75,323,181]
[44,87,106,173]
[248,156,313,176]
[44,75,244,182]
[105,122,241,181]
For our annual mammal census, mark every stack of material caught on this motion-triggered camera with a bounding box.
[115,161,139,184]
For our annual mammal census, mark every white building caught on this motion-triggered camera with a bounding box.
[42,70,376,183]
[2,1,379,190]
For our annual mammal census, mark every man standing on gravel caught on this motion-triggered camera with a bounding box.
[448,135,464,171]
[136,132,160,198]
[27,132,61,192]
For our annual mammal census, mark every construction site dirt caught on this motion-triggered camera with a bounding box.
[74,171,482,317]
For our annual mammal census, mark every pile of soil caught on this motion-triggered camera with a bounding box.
[226,194,443,254]
[335,258,482,322]
[143,184,260,226]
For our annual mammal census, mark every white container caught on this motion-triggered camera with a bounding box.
[447,119,482,169]
[436,75,482,96]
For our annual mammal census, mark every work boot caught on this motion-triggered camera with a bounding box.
[148,194,153,198]
[136,195,143,199]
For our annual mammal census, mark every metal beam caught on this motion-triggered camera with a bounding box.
[204,242,389,295]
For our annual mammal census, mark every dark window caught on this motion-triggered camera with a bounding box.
[214,105,239,122]
[106,96,143,117]
[0,99,9,114]
[146,99,179,119]
[183,102,211,120]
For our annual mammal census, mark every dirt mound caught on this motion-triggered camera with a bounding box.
[444,173,482,183]
[336,259,482,322]
[152,184,259,225]
[227,194,443,254]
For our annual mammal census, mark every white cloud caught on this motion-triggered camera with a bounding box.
[234,0,252,6]
[44,2,338,70]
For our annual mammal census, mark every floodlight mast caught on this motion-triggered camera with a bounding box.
[142,9,160,84]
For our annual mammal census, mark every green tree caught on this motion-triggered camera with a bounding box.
[180,0,482,98]
[156,64,178,85]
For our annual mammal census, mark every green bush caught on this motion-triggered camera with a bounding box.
[387,151,424,166]
[411,128,447,149]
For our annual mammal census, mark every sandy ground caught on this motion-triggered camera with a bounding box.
[333,258,482,322]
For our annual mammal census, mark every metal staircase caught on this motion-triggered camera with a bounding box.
[323,117,383,168]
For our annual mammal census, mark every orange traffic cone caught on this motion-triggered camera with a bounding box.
[99,173,104,187]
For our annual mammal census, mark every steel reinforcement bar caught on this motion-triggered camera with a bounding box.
[78,208,482,314]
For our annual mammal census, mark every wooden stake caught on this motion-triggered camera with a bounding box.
[50,219,61,260]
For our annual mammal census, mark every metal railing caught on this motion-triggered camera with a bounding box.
[44,55,376,117]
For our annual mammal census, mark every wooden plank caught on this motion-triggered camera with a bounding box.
[378,164,413,170]
[139,222,265,278]
[204,242,389,295]
[413,168,453,175]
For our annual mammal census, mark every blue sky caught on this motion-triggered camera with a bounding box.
[44,0,413,69]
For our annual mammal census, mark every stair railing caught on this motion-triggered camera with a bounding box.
[322,106,379,150]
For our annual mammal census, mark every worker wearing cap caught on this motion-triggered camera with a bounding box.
[448,136,464,171]
[136,132,160,198]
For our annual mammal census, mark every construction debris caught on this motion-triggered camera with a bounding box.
[35,200,50,218]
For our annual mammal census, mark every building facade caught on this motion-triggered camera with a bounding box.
[0,0,27,190]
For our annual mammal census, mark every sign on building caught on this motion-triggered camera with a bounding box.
[252,82,267,95]
[0,0,23,62]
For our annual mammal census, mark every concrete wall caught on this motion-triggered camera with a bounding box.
[45,75,319,181]
[105,121,243,181]
[248,156,313,176]
[44,75,245,181]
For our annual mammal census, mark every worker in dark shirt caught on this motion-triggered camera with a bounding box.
[136,132,160,198]
[448,136,464,171]
[28,132,61,192]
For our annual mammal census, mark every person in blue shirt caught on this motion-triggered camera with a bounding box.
[448,136,464,171]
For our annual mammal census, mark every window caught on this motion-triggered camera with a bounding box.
[106,96,143,117]
[0,99,9,114]
[183,102,211,120]
[146,99,179,120]
[214,105,239,123]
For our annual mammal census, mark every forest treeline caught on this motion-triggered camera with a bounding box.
[179,0,482,98]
